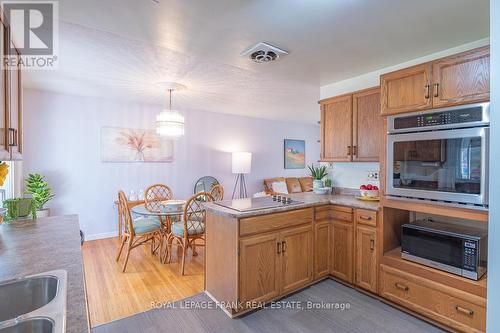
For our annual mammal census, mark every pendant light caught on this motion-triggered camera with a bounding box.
[156,83,186,139]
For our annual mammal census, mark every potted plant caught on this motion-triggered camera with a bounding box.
[25,173,54,218]
[308,164,328,190]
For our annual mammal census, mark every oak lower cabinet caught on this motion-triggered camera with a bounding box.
[330,221,354,283]
[313,220,330,279]
[354,225,377,293]
[239,224,313,306]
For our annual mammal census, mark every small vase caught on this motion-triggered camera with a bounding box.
[313,180,324,190]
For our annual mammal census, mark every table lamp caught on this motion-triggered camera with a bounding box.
[231,152,252,199]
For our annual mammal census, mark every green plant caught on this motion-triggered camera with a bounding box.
[25,173,54,210]
[3,198,37,221]
[308,164,328,180]
[324,178,332,188]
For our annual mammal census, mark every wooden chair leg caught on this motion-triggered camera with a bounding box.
[180,239,187,275]
[192,240,198,256]
[116,236,126,261]
[122,239,133,272]
[166,235,175,264]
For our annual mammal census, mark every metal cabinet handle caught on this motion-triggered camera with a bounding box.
[433,83,439,97]
[424,85,430,99]
[347,145,352,156]
[359,215,372,221]
[370,239,375,251]
[8,128,17,147]
[395,282,409,291]
[352,146,357,157]
[455,305,474,316]
[277,242,281,254]
[281,240,286,253]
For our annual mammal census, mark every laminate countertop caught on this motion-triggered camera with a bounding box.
[205,192,380,218]
[0,215,89,333]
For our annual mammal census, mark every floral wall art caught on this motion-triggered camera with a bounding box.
[100,127,174,162]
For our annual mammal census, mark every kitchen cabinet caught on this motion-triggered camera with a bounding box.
[432,46,490,108]
[320,94,352,162]
[381,46,490,115]
[355,225,377,293]
[320,88,381,162]
[353,88,383,161]
[330,221,354,283]
[280,225,313,294]
[313,220,330,279]
[0,22,23,161]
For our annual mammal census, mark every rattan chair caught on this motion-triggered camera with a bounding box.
[166,192,214,275]
[144,184,173,212]
[116,191,163,272]
[210,184,224,201]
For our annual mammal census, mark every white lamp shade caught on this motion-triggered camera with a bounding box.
[232,152,252,174]
[156,109,185,139]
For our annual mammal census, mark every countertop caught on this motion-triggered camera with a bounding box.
[205,192,380,218]
[0,215,89,333]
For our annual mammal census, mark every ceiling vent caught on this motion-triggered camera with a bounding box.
[241,42,288,63]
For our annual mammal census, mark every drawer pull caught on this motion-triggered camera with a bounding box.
[424,84,430,99]
[370,239,375,251]
[433,83,440,97]
[277,242,281,254]
[359,215,372,221]
[455,305,474,316]
[395,283,409,291]
[281,240,286,253]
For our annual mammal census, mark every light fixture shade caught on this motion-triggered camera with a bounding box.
[156,109,185,139]
[232,152,252,174]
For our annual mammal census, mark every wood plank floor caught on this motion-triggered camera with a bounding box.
[82,237,204,327]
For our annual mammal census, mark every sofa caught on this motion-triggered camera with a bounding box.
[263,177,313,195]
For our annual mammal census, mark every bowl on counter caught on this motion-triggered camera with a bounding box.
[159,199,186,212]
[313,187,332,195]
[359,189,379,198]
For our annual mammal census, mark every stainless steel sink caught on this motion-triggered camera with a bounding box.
[0,270,66,333]
[0,318,54,333]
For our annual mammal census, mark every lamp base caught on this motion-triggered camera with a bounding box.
[232,174,248,199]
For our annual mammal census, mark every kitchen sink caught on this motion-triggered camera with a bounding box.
[0,318,54,333]
[0,270,66,333]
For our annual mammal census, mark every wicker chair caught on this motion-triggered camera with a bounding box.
[116,191,163,272]
[166,192,214,275]
[210,184,224,201]
[144,184,173,212]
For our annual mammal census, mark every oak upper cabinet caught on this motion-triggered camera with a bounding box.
[354,225,377,293]
[330,221,354,283]
[380,63,432,115]
[239,233,281,305]
[320,94,352,162]
[352,88,382,161]
[431,46,490,108]
[313,220,330,279]
[280,225,313,294]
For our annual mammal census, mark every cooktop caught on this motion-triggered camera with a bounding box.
[214,195,304,212]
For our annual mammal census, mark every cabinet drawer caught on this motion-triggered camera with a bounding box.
[315,206,331,222]
[355,209,377,227]
[330,208,352,223]
[240,208,313,237]
[380,265,486,333]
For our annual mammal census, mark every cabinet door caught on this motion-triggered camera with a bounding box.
[330,221,353,283]
[313,221,330,280]
[355,225,377,293]
[432,46,490,108]
[381,63,432,115]
[8,44,21,160]
[353,87,382,161]
[0,22,9,160]
[239,233,281,305]
[280,225,313,294]
[320,94,352,161]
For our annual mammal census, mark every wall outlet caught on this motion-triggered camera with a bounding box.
[367,171,379,180]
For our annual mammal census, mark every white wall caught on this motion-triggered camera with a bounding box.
[487,1,498,331]
[22,89,319,239]
[320,38,490,189]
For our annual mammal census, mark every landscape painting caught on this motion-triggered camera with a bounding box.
[284,139,305,169]
[101,127,174,162]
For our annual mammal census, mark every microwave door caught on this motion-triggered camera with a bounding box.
[387,127,489,206]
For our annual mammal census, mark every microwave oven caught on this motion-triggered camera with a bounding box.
[401,220,487,280]
[386,103,489,207]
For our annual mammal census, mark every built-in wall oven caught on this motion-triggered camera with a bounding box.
[386,103,489,207]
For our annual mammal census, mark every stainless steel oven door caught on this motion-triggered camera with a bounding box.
[387,127,489,205]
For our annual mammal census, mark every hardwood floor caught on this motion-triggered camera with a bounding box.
[82,237,204,327]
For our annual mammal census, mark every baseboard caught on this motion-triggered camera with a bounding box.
[84,231,118,241]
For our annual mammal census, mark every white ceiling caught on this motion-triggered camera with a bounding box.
[23,0,489,124]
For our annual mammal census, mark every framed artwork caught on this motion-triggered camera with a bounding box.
[284,139,305,169]
[100,127,174,162]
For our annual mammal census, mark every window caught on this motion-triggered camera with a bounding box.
[0,161,15,205]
